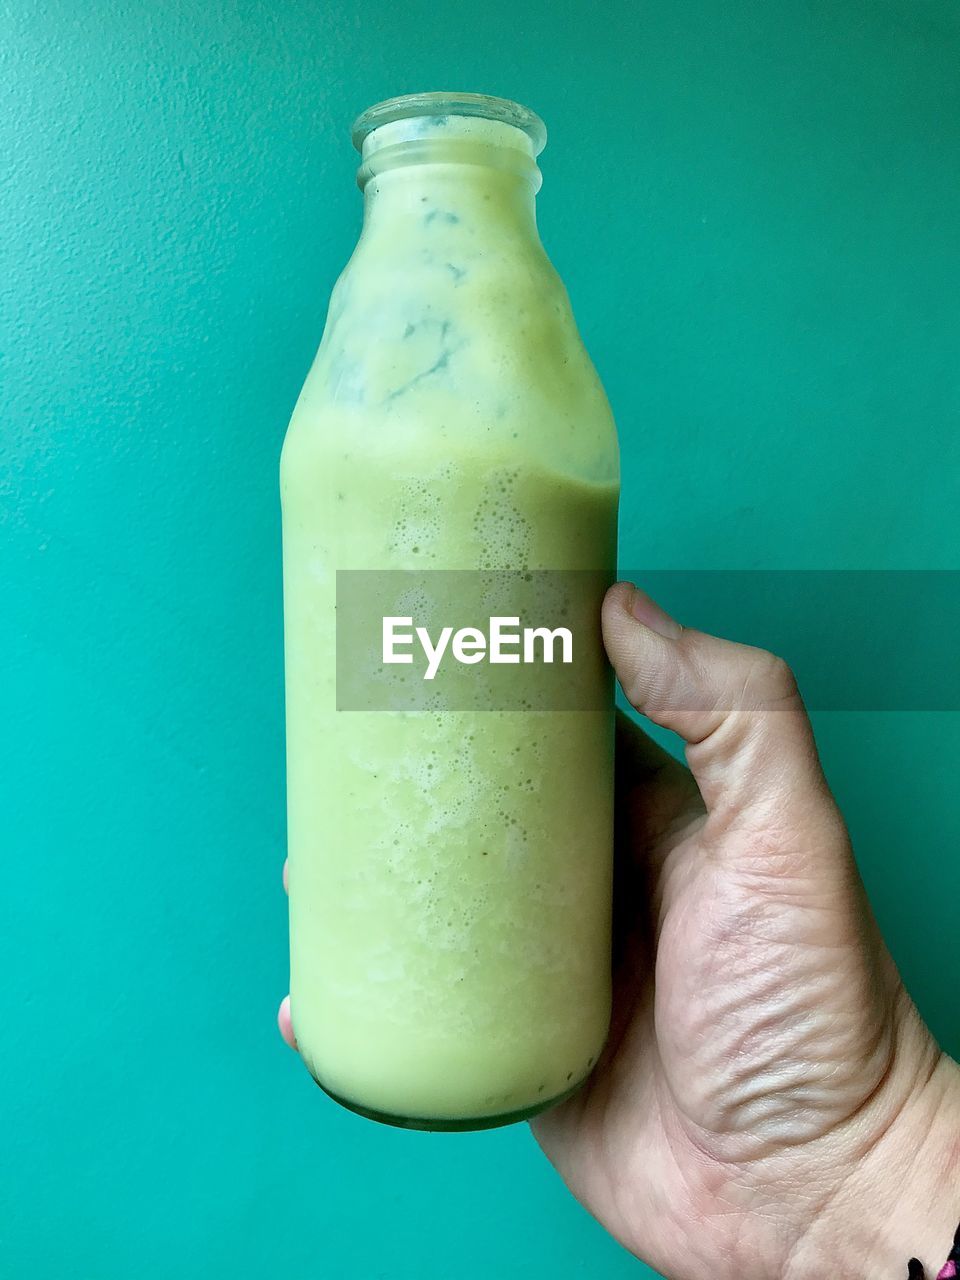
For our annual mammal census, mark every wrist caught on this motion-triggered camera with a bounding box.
[788,1051,960,1278]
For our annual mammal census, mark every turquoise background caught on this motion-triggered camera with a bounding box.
[3,1,958,1276]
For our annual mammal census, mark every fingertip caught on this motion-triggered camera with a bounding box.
[603,580,636,617]
[601,583,643,655]
[277,995,297,1050]
[608,579,683,640]
[282,857,289,894]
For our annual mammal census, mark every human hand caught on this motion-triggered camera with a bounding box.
[531,582,960,1279]
[276,581,960,1279]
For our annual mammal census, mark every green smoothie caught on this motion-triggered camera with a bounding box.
[281,94,620,1127]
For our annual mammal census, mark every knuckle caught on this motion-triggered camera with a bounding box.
[746,649,799,705]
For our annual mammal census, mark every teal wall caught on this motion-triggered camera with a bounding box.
[3,2,958,1276]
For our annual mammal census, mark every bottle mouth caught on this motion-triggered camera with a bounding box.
[351,91,547,156]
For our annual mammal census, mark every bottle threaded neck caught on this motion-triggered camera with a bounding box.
[351,92,546,153]
[351,92,546,192]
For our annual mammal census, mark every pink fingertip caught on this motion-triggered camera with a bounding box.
[277,995,297,1050]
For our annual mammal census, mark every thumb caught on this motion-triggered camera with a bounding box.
[602,581,837,833]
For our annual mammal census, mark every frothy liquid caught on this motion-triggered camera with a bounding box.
[281,111,619,1125]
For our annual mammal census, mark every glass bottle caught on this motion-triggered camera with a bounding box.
[281,92,620,1129]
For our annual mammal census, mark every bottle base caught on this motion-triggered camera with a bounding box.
[309,1069,590,1132]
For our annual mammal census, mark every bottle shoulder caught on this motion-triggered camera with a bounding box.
[284,240,619,487]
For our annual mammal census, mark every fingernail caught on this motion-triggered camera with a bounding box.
[625,584,683,639]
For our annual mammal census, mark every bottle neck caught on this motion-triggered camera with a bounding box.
[355,112,542,248]
[360,163,539,245]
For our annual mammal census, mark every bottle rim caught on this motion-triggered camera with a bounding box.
[351,92,547,156]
